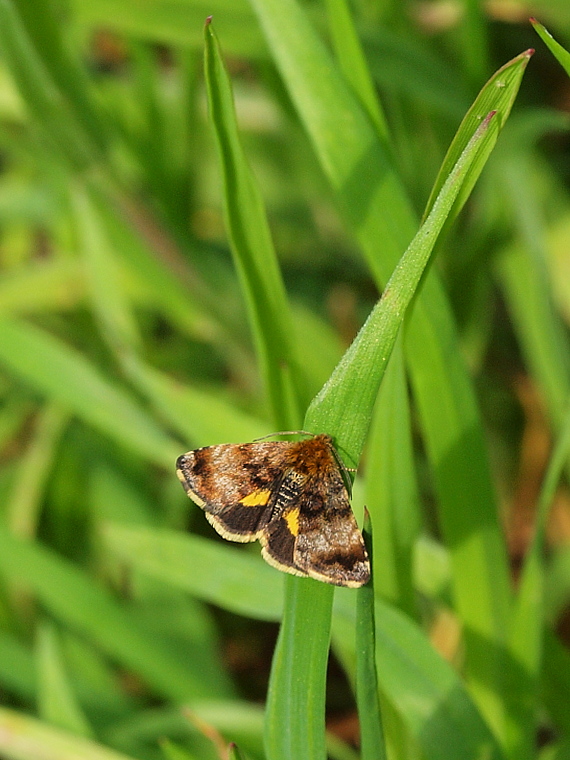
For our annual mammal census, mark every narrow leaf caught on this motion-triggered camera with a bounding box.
[0,527,226,702]
[36,622,93,737]
[102,522,283,622]
[204,18,304,429]
[531,18,570,77]
[306,111,498,465]
[356,512,386,760]
[0,315,179,468]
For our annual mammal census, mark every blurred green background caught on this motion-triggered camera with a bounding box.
[1,1,570,759]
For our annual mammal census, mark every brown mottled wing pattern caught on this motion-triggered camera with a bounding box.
[260,452,370,588]
[176,441,292,542]
[176,435,370,588]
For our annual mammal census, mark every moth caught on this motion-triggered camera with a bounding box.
[176,433,370,588]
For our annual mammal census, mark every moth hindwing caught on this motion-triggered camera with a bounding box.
[176,433,370,588]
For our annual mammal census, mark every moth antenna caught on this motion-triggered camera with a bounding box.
[253,430,314,442]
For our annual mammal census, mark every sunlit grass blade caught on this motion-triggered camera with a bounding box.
[0,259,85,314]
[204,18,305,429]
[0,706,138,760]
[356,511,386,760]
[530,18,570,77]
[0,315,179,468]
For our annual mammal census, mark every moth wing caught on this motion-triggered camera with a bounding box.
[176,441,290,542]
[260,468,370,588]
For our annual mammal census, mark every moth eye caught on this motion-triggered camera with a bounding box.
[176,455,188,469]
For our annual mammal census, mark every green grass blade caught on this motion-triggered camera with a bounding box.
[543,629,570,735]
[324,0,389,139]
[506,403,570,758]
[494,148,570,432]
[364,339,419,614]
[0,259,85,314]
[333,593,506,760]
[0,0,99,170]
[249,0,417,274]
[0,315,179,468]
[497,240,570,429]
[356,512,386,760]
[204,19,304,429]
[264,578,333,760]
[458,0,489,88]
[0,527,226,702]
[266,109,498,760]
[5,402,67,539]
[36,621,93,738]
[102,522,283,622]
[305,110,498,463]
[0,631,35,701]
[69,0,264,58]
[248,4,527,734]
[228,743,249,760]
[422,49,534,223]
[12,0,110,154]
[122,356,270,447]
[0,706,138,760]
[531,18,570,77]
[72,185,141,357]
